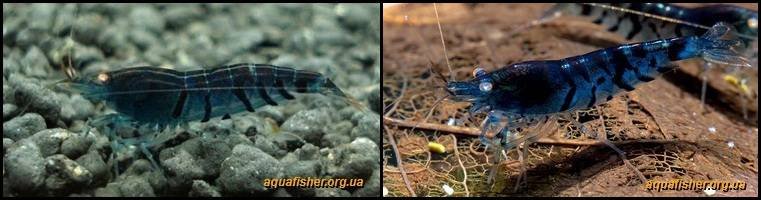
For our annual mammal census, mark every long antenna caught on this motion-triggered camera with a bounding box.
[585,3,756,40]
[433,3,454,81]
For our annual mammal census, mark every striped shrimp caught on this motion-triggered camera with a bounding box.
[60,63,353,173]
[543,3,757,48]
[541,3,758,116]
[442,23,751,151]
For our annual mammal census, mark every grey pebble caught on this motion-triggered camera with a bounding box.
[159,137,232,181]
[352,169,380,197]
[44,154,93,191]
[14,27,52,50]
[223,28,265,54]
[75,151,109,186]
[104,160,166,196]
[60,94,95,123]
[321,132,351,148]
[270,132,307,152]
[189,180,221,197]
[367,85,381,114]
[4,140,46,193]
[128,28,159,51]
[217,144,282,194]
[256,106,285,123]
[93,182,121,197]
[164,5,203,29]
[96,25,135,58]
[118,176,156,197]
[162,149,204,188]
[315,188,352,197]
[350,113,380,144]
[3,138,13,152]
[129,6,165,33]
[9,74,61,122]
[61,133,94,159]
[281,144,321,178]
[3,104,19,120]
[3,84,13,104]
[254,134,287,158]
[335,4,375,31]
[27,128,71,157]
[324,137,378,179]
[3,113,46,141]
[20,46,52,78]
[281,109,331,146]
[272,188,292,197]
[233,114,275,136]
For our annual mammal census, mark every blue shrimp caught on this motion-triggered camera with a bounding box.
[543,3,758,115]
[443,23,751,150]
[544,3,757,50]
[60,63,351,174]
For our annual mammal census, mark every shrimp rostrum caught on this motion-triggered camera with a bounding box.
[60,63,351,172]
[444,23,751,150]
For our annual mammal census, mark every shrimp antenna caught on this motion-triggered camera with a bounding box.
[584,3,757,40]
[433,3,454,81]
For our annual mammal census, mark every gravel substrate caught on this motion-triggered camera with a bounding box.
[3,3,380,197]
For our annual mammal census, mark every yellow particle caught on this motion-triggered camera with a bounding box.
[723,75,752,96]
[739,84,751,96]
[428,142,446,153]
[723,74,740,86]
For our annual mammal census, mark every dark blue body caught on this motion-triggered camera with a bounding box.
[568,3,757,49]
[95,64,336,126]
[465,36,700,115]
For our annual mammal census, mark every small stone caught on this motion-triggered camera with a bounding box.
[45,154,93,191]
[94,183,121,197]
[315,188,351,197]
[129,6,165,33]
[20,46,52,78]
[282,109,331,146]
[9,74,61,122]
[163,149,204,185]
[281,144,321,178]
[217,144,282,194]
[61,133,93,159]
[367,85,380,114]
[27,128,71,157]
[254,134,287,158]
[324,137,378,179]
[75,151,109,185]
[4,140,46,193]
[353,169,380,197]
[60,94,95,122]
[3,113,46,141]
[256,106,285,123]
[3,104,19,119]
[189,180,221,197]
[3,138,13,152]
[350,113,380,144]
[321,132,351,148]
[117,176,155,197]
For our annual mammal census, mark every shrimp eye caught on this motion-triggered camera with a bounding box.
[479,81,492,92]
[472,67,487,78]
[473,67,492,92]
[748,17,758,30]
[97,73,109,84]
